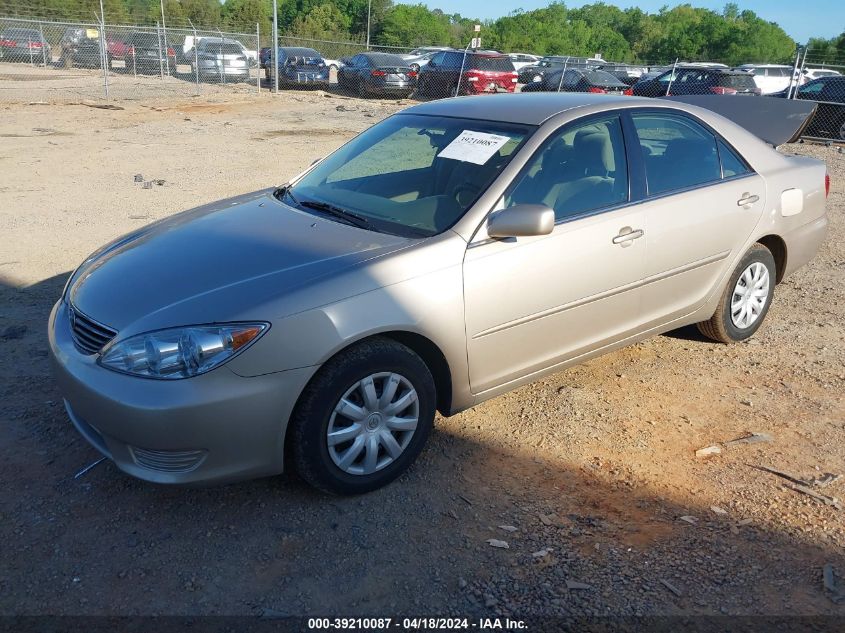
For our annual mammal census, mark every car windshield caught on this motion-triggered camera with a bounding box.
[367,53,406,66]
[287,114,533,238]
[722,74,757,90]
[204,43,243,55]
[470,55,515,72]
[3,29,41,39]
[585,70,625,86]
[130,33,159,47]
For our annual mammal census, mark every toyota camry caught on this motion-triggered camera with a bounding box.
[49,93,829,494]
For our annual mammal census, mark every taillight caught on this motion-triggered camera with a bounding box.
[464,70,481,82]
[407,70,417,78]
[0,39,16,47]
[623,88,633,96]
[27,41,43,48]
[128,46,134,55]
[825,172,831,198]
[588,87,606,93]
[710,86,738,95]
[371,69,386,77]
[167,47,175,56]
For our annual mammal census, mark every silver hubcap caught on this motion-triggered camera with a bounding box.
[731,262,770,329]
[327,372,419,476]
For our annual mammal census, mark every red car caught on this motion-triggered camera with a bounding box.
[417,50,517,98]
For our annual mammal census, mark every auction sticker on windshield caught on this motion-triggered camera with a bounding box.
[437,130,512,165]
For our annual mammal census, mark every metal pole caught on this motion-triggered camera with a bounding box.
[38,22,47,66]
[218,28,224,85]
[455,38,472,98]
[188,18,200,94]
[159,0,169,76]
[272,0,279,93]
[157,21,163,79]
[256,22,261,93]
[366,0,372,50]
[556,57,570,92]
[796,47,808,97]
[99,2,109,99]
[788,48,802,99]
[665,57,678,96]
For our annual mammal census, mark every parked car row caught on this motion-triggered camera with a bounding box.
[0,26,256,83]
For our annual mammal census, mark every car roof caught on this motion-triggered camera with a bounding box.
[403,92,646,125]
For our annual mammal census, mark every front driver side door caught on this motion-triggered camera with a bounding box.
[463,114,648,395]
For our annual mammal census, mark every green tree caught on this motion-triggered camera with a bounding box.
[291,3,352,39]
[221,0,273,32]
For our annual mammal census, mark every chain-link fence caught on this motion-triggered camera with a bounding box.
[2,13,844,142]
[0,16,261,101]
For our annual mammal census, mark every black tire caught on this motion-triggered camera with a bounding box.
[289,337,436,495]
[356,78,367,98]
[697,243,776,344]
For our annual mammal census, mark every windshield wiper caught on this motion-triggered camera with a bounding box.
[298,199,378,232]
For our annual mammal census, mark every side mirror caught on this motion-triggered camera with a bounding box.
[487,204,555,239]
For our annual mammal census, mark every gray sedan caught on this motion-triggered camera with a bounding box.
[49,93,829,494]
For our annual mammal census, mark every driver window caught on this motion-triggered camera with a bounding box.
[504,116,629,221]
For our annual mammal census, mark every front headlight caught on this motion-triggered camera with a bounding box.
[99,323,268,379]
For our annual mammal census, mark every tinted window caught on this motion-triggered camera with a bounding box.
[717,141,751,178]
[632,113,720,195]
[721,74,757,90]
[367,53,406,66]
[505,116,628,221]
[469,55,514,72]
[584,70,624,86]
[203,43,243,55]
[130,33,160,47]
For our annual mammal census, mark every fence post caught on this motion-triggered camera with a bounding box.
[787,48,802,99]
[218,28,224,85]
[188,19,200,95]
[256,22,260,93]
[99,10,110,99]
[665,57,679,96]
[38,22,47,67]
[159,0,169,77]
[556,57,570,92]
[456,39,472,97]
[272,0,279,93]
[157,21,164,80]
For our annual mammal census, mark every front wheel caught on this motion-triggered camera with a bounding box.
[697,244,776,343]
[289,337,436,495]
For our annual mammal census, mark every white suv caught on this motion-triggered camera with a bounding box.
[735,64,795,94]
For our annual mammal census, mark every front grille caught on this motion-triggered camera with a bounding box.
[130,447,207,473]
[68,304,117,355]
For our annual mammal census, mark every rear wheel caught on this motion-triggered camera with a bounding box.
[697,244,776,343]
[289,337,436,495]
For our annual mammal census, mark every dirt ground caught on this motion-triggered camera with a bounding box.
[1,89,844,620]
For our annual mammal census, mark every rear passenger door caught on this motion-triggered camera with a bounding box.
[627,110,766,326]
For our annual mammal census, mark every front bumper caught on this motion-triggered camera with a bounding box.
[48,300,315,485]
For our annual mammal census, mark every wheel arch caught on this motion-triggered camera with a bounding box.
[756,234,787,283]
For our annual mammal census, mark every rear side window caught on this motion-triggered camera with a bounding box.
[718,140,751,178]
[632,113,720,195]
[470,55,515,72]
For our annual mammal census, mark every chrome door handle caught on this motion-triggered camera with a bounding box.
[612,228,644,246]
[737,193,760,207]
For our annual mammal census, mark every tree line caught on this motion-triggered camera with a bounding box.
[1,0,843,65]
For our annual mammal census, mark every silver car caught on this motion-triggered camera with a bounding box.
[49,94,829,494]
[192,39,250,82]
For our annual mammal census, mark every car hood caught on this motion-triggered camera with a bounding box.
[67,190,411,332]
